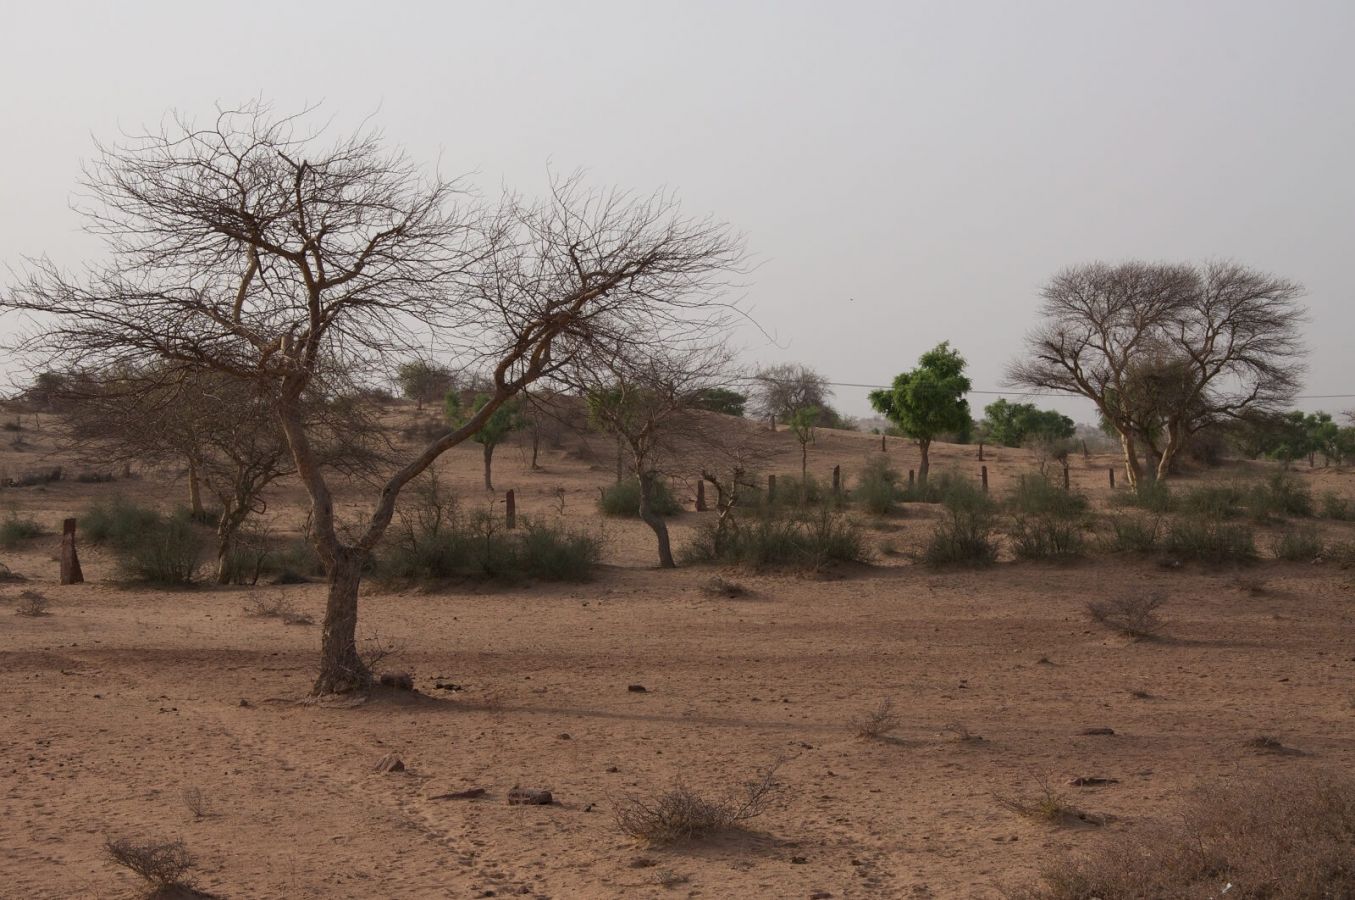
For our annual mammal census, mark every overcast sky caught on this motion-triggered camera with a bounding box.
[1,0,1351,421]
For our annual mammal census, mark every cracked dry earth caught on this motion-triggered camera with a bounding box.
[3,428,1355,898]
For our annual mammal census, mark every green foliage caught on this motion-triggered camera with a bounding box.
[1177,482,1247,519]
[923,479,998,566]
[1110,479,1174,513]
[84,497,205,583]
[1163,517,1257,563]
[1320,491,1351,521]
[787,406,820,447]
[84,496,164,545]
[854,457,901,515]
[445,393,524,447]
[1005,476,1088,517]
[395,360,454,407]
[980,399,1075,448]
[1249,471,1313,519]
[0,511,43,548]
[379,485,600,583]
[1104,514,1163,553]
[1004,476,1088,560]
[869,342,972,446]
[682,510,869,571]
[599,477,682,517]
[1271,526,1323,562]
[691,387,747,417]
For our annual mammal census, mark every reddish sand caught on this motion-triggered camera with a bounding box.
[3,413,1354,898]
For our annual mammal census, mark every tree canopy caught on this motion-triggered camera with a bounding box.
[869,342,971,483]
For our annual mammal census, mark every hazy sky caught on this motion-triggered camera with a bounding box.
[2,0,1351,421]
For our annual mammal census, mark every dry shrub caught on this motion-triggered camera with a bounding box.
[181,787,211,820]
[698,575,748,598]
[995,775,1100,827]
[1086,590,1166,640]
[615,758,783,844]
[851,698,901,740]
[1005,769,1355,899]
[242,592,313,626]
[104,836,197,891]
[14,589,50,617]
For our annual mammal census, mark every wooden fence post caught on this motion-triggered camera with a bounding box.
[60,518,83,585]
[767,474,777,503]
[881,434,886,452]
[981,465,989,493]
[908,469,915,491]
[1062,461,1071,491]
[505,490,516,529]
[1108,467,1115,489]
[832,465,841,496]
[696,479,707,512]
[978,441,985,462]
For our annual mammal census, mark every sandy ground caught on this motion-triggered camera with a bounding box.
[3,411,1354,899]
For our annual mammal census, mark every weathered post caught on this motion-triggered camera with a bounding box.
[695,479,707,512]
[881,434,886,452]
[1108,467,1116,489]
[505,490,516,529]
[978,441,985,462]
[767,474,777,503]
[60,518,83,585]
[1062,460,1071,491]
[981,465,989,493]
[832,465,841,497]
[908,469,915,491]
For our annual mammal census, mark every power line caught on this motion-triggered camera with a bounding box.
[748,377,1355,401]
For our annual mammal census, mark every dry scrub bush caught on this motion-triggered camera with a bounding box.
[14,589,50,617]
[851,698,901,740]
[698,575,748,598]
[615,758,783,844]
[242,592,313,626]
[181,787,211,820]
[1086,590,1166,640]
[995,775,1098,827]
[1005,769,1355,899]
[1270,525,1324,561]
[104,837,197,892]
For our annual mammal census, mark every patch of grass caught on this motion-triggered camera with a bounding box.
[1110,479,1173,513]
[1087,590,1166,640]
[599,477,682,517]
[923,479,998,567]
[683,509,869,571]
[1177,482,1247,519]
[84,496,163,545]
[995,775,1099,827]
[14,589,50,617]
[1249,471,1313,519]
[1320,491,1351,521]
[1006,476,1088,517]
[1004,769,1355,899]
[242,592,314,626]
[1271,525,1324,561]
[614,758,783,844]
[0,511,43,548]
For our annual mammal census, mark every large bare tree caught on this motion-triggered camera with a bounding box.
[1009,261,1304,487]
[2,103,743,694]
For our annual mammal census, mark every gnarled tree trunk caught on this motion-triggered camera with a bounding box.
[313,546,371,695]
[638,469,675,568]
[918,438,932,486]
[483,442,495,491]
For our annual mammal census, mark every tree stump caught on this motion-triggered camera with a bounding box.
[695,480,707,512]
[60,518,83,585]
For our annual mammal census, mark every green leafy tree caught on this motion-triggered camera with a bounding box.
[692,387,747,417]
[869,342,971,485]
[787,405,820,485]
[981,399,1075,448]
[397,360,454,411]
[446,393,525,491]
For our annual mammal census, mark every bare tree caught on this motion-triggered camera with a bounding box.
[1009,261,1304,487]
[750,363,834,430]
[574,342,737,568]
[2,103,743,694]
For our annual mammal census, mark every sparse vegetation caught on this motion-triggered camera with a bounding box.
[1271,525,1324,561]
[1087,590,1166,639]
[614,758,783,844]
[683,509,868,571]
[599,477,682,518]
[1103,513,1162,553]
[851,698,901,740]
[923,479,997,566]
[0,511,43,548]
[1005,770,1355,899]
[104,836,197,893]
[995,775,1098,826]
[698,575,749,598]
[854,456,901,515]
[1163,515,1257,563]
[14,589,50,617]
[243,592,314,626]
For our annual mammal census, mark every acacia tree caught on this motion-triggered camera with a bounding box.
[578,342,735,568]
[2,104,743,694]
[1009,261,1304,487]
[980,398,1074,448]
[751,363,834,429]
[786,405,819,485]
[445,392,524,491]
[396,360,455,411]
[869,342,971,485]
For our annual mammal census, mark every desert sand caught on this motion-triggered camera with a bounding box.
[3,413,1354,899]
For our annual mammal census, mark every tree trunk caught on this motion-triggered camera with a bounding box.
[800,443,808,483]
[918,439,931,486]
[1118,431,1144,490]
[615,436,624,484]
[531,428,541,470]
[312,546,371,695]
[187,458,205,519]
[638,470,675,569]
[483,442,494,491]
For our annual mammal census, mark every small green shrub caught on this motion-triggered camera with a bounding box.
[1008,514,1086,560]
[1177,482,1246,519]
[1250,471,1313,519]
[683,509,868,571]
[1164,517,1257,563]
[898,471,962,504]
[599,477,682,517]
[1111,479,1173,513]
[269,538,328,583]
[924,479,998,566]
[853,457,901,516]
[1006,476,1088,518]
[1104,514,1162,553]
[0,512,43,548]
[84,496,162,545]
[1320,491,1351,521]
[1271,526,1324,562]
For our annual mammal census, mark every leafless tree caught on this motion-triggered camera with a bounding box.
[2,103,744,693]
[572,341,738,568]
[1008,261,1304,487]
[750,363,834,430]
